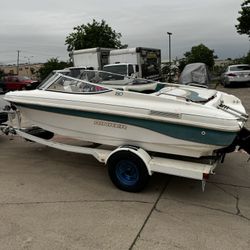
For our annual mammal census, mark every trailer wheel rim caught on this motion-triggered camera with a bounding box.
[115,160,139,186]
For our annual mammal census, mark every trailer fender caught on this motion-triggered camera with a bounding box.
[106,145,152,175]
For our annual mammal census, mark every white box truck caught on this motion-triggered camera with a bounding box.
[72,47,113,70]
[103,47,161,80]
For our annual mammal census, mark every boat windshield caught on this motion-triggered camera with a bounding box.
[78,70,154,86]
[39,69,163,93]
[46,75,111,94]
[37,70,71,89]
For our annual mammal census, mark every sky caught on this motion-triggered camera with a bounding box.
[0,0,249,65]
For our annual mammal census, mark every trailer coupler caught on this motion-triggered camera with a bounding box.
[237,127,250,155]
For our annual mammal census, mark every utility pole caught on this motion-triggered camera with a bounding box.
[17,50,20,75]
[167,32,172,82]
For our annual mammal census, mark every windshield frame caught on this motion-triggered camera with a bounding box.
[40,73,113,95]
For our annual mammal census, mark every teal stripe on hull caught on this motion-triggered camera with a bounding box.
[16,103,237,146]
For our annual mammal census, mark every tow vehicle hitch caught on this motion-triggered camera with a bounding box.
[218,127,250,162]
[237,127,250,155]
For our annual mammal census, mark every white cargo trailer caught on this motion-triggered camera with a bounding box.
[72,47,113,70]
[103,47,161,80]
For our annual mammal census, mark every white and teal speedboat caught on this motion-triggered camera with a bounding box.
[4,70,250,159]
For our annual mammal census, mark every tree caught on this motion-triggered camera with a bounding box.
[183,44,215,69]
[38,58,72,81]
[236,0,250,37]
[65,19,125,51]
[177,58,187,72]
[161,59,179,82]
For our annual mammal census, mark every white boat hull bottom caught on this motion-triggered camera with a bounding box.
[19,107,222,158]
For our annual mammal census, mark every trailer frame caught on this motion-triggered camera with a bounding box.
[0,109,219,192]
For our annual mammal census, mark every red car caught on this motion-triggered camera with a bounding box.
[3,76,39,91]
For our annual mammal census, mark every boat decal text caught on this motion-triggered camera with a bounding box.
[94,120,127,130]
[115,91,123,96]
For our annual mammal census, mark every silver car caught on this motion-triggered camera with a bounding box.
[221,64,250,87]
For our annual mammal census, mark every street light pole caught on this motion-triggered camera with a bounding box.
[16,50,20,75]
[167,32,172,82]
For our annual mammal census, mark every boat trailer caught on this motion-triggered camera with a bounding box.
[1,108,249,192]
[2,126,219,192]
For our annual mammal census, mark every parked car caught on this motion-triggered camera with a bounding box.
[2,75,39,91]
[221,64,250,87]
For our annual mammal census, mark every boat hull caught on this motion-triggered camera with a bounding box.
[16,104,237,158]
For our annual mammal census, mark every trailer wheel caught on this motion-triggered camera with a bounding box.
[108,151,149,192]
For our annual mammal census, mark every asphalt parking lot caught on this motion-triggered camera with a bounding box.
[0,85,250,250]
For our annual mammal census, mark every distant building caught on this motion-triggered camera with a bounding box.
[0,63,43,80]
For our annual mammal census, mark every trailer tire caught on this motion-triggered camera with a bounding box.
[108,151,149,192]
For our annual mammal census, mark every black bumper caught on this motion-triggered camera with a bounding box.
[238,127,250,155]
[219,127,250,155]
